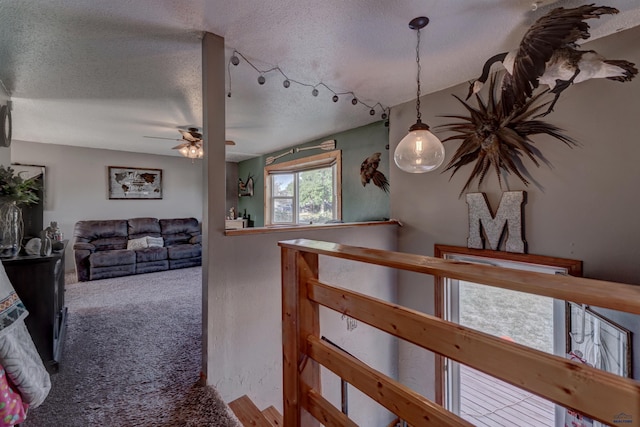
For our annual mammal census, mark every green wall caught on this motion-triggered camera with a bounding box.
[237,121,390,227]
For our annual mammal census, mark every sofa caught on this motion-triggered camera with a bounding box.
[73,217,201,282]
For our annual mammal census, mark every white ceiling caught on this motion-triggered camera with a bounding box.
[1,0,639,162]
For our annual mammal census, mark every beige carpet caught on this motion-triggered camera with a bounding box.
[23,267,241,427]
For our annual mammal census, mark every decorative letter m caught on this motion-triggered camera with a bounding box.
[467,191,526,253]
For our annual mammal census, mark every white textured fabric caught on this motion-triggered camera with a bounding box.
[0,263,50,407]
[0,322,51,407]
[146,236,164,248]
[127,237,148,250]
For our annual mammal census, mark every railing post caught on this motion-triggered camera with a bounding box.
[282,247,320,427]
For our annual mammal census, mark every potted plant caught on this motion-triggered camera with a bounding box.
[0,165,40,257]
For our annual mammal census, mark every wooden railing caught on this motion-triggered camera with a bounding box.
[279,238,640,427]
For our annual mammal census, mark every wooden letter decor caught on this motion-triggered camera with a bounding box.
[467,191,526,253]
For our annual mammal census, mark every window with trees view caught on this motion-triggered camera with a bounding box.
[264,151,341,225]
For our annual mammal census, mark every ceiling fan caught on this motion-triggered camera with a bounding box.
[144,127,235,158]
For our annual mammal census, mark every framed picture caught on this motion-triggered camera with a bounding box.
[108,166,162,200]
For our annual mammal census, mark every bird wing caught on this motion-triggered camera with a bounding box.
[509,5,618,106]
[360,152,382,186]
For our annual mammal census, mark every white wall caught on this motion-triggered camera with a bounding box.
[12,141,204,271]
[390,26,640,397]
[208,226,399,425]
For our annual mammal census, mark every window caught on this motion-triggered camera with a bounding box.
[264,150,341,225]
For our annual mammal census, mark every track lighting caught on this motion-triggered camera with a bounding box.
[231,53,240,66]
[332,95,339,102]
[283,79,290,88]
[312,88,319,97]
[351,98,358,105]
[257,75,266,85]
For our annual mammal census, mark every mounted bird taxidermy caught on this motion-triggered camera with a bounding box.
[467,4,637,117]
[438,74,576,197]
[238,174,254,197]
[360,152,389,193]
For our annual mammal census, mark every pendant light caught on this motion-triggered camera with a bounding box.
[394,16,445,173]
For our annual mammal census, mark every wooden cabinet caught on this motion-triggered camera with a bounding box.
[1,242,67,372]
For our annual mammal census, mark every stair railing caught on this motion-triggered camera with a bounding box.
[280,238,640,427]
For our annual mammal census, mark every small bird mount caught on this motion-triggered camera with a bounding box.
[239,174,254,197]
[360,152,389,193]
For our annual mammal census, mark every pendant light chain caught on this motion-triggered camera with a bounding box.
[394,16,445,174]
[415,28,422,122]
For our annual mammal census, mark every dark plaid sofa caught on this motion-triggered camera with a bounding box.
[72,217,201,282]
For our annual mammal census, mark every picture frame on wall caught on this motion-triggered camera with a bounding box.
[108,166,162,200]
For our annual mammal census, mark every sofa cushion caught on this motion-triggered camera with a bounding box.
[127,237,148,250]
[73,242,95,251]
[160,218,200,246]
[92,237,128,251]
[128,217,162,240]
[167,244,201,260]
[168,257,201,270]
[136,260,169,274]
[134,246,167,263]
[74,219,128,243]
[90,265,136,281]
[90,249,135,268]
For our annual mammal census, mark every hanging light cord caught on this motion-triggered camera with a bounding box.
[415,28,422,122]
[227,49,389,120]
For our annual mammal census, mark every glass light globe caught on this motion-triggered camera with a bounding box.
[394,123,445,173]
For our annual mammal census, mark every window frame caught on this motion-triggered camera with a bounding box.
[264,150,342,225]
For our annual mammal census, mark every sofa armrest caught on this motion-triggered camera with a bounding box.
[189,235,202,245]
[73,242,96,252]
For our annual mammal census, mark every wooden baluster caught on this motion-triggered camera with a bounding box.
[282,248,321,427]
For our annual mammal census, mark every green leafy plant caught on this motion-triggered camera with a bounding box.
[0,165,40,206]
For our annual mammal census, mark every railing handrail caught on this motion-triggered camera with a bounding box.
[279,239,640,427]
[279,238,640,314]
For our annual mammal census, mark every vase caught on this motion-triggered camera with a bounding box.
[0,201,22,257]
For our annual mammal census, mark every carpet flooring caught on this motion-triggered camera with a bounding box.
[22,267,241,427]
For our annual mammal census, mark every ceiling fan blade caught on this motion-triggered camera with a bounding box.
[179,129,200,142]
[144,136,180,141]
[172,142,189,150]
[225,140,236,146]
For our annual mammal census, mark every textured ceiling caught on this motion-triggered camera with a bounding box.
[1,0,639,162]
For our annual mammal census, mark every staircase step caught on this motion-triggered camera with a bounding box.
[261,405,283,426]
[228,395,272,427]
